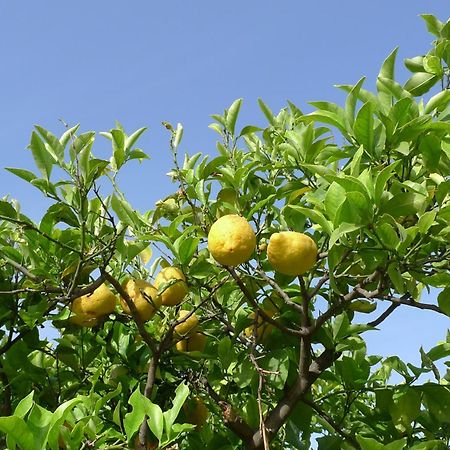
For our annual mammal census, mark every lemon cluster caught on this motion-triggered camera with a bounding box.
[207,214,317,276]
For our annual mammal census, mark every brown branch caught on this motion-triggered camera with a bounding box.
[249,348,339,449]
[309,273,330,299]
[368,302,399,327]
[301,397,361,449]
[226,267,307,337]
[1,254,40,282]
[101,270,156,353]
[138,355,159,449]
[380,294,445,315]
[200,377,255,444]
[257,269,303,313]
[310,270,381,334]
[0,215,82,255]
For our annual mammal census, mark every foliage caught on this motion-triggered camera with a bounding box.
[0,13,450,450]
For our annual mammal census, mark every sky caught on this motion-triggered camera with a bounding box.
[0,1,449,375]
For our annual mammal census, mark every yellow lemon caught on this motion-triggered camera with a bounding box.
[176,332,207,352]
[71,284,117,319]
[244,310,274,344]
[174,310,199,337]
[183,397,209,429]
[154,267,188,306]
[68,313,99,328]
[208,214,256,266]
[120,279,162,321]
[267,231,317,276]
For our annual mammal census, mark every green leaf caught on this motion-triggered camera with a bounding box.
[404,72,439,97]
[387,265,405,294]
[438,288,450,317]
[374,161,400,205]
[125,127,147,151]
[324,182,346,221]
[344,77,366,127]
[422,384,450,422]
[0,416,35,450]
[111,194,140,227]
[35,125,65,163]
[380,192,425,218]
[418,210,436,234]
[329,222,360,248]
[145,401,164,442]
[29,131,55,180]
[420,14,443,37]
[124,389,146,440]
[59,124,80,148]
[410,441,447,450]
[424,89,450,114]
[354,102,374,151]
[287,205,333,235]
[173,123,184,148]
[404,56,425,73]
[14,391,35,418]
[389,388,421,431]
[5,167,37,183]
[356,436,407,450]
[258,98,275,125]
[423,55,442,76]
[260,350,289,390]
[419,134,441,171]
[239,125,263,136]
[163,382,190,437]
[377,47,398,110]
[377,223,399,250]
[177,236,199,265]
[226,98,242,135]
[0,200,17,219]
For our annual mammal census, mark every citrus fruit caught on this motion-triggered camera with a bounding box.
[267,231,317,276]
[208,214,256,266]
[71,284,117,324]
[154,267,188,306]
[120,279,162,321]
[174,310,199,337]
[244,310,274,344]
[176,332,207,352]
[183,397,209,429]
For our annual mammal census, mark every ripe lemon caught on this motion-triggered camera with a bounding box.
[208,214,256,266]
[268,231,317,276]
[244,310,274,344]
[154,267,188,306]
[71,284,117,321]
[183,397,209,429]
[120,279,162,321]
[68,313,99,328]
[176,332,207,352]
[174,310,199,337]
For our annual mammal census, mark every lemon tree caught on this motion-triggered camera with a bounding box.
[0,14,450,450]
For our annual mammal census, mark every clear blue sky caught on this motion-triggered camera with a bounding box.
[0,1,448,374]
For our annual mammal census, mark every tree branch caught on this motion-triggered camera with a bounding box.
[301,397,361,449]
[226,267,307,337]
[249,348,339,449]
